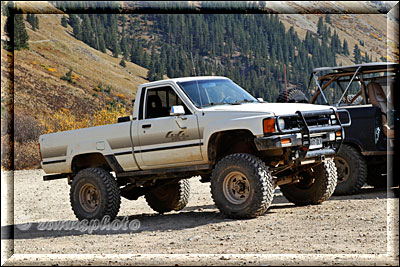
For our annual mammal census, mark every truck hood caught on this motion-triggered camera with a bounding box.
[201,102,334,116]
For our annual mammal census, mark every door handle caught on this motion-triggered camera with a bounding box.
[142,124,152,128]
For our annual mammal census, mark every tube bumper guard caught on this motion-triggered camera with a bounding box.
[254,108,351,159]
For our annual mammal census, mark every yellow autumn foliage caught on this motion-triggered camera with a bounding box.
[47,67,56,72]
[40,105,128,134]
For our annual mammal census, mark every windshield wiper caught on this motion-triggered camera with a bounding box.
[201,102,227,107]
[232,99,257,104]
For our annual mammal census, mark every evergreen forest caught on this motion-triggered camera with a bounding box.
[48,2,375,101]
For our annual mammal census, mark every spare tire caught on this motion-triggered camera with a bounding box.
[276,88,309,103]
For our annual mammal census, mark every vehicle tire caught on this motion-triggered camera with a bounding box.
[210,153,274,219]
[145,179,190,214]
[280,158,337,205]
[70,168,121,221]
[333,144,367,195]
[276,88,309,103]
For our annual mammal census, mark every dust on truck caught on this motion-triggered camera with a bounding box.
[39,76,350,220]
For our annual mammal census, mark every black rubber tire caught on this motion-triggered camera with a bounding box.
[276,88,309,103]
[210,153,274,219]
[280,158,337,205]
[70,168,121,221]
[145,179,190,214]
[333,144,367,195]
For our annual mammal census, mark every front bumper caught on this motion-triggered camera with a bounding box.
[255,108,350,160]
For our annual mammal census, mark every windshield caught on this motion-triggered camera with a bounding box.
[177,79,258,108]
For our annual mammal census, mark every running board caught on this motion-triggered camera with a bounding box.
[117,164,211,178]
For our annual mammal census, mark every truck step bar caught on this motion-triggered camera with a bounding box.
[116,164,211,178]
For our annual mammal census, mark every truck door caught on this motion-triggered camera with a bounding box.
[136,85,203,167]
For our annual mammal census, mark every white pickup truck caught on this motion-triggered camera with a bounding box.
[39,76,350,220]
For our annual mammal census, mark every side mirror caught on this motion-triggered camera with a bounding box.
[170,105,185,116]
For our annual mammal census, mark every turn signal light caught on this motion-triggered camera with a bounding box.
[336,131,342,137]
[281,138,291,144]
[263,118,275,133]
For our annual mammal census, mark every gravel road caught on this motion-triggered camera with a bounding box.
[1,169,399,266]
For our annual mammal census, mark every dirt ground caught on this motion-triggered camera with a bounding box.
[1,169,399,266]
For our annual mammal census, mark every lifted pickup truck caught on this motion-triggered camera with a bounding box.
[39,76,349,220]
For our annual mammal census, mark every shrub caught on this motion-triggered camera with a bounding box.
[60,68,74,83]
[14,140,41,170]
[14,114,44,143]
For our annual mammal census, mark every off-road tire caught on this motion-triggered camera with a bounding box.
[210,153,274,219]
[280,158,337,205]
[276,88,309,103]
[145,179,190,214]
[70,168,121,221]
[333,144,367,195]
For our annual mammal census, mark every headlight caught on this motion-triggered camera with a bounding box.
[277,118,285,130]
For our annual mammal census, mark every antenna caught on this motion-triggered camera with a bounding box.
[190,52,197,76]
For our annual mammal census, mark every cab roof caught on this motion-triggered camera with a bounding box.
[312,62,398,73]
[140,76,230,87]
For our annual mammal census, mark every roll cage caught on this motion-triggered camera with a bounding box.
[308,62,398,106]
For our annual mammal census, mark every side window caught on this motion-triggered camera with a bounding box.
[145,86,191,119]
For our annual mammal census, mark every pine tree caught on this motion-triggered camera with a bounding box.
[98,35,106,53]
[317,16,324,36]
[120,33,130,59]
[353,44,361,64]
[61,16,68,28]
[342,39,349,56]
[119,58,126,67]
[14,13,29,50]
[33,15,39,30]
[70,15,82,40]
[325,14,331,24]
[111,38,121,58]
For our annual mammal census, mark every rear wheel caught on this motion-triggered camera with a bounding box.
[145,179,190,214]
[280,158,337,205]
[70,168,121,221]
[210,153,274,219]
[333,144,367,195]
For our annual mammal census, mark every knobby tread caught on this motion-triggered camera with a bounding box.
[70,168,121,221]
[145,179,190,214]
[276,88,309,103]
[317,158,338,203]
[210,153,274,219]
[334,144,367,195]
[280,158,337,206]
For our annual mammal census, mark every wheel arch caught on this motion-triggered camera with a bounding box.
[207,129,257,165]
[71,153,113,174]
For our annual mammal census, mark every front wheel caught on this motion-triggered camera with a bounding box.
[280,158,337,205]
[210,153,274,219]
[334,144,367,195]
